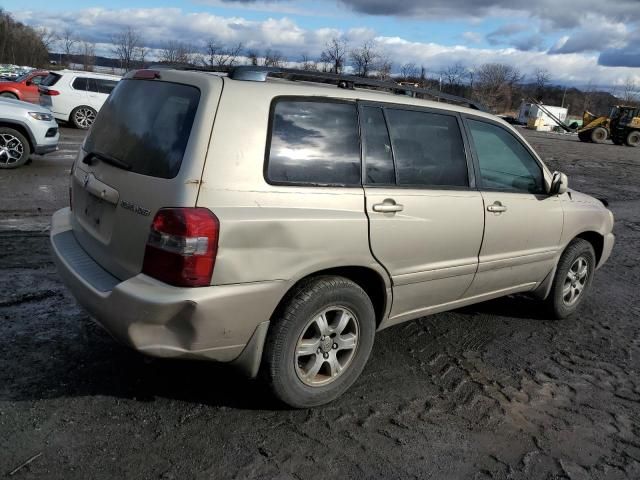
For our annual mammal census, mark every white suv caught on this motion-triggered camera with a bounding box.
[39,70,120,129]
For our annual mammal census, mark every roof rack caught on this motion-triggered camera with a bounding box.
[228,66,486,111]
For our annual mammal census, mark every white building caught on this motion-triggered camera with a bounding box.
[518,102,568,130]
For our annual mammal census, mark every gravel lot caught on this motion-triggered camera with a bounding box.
[1,127,639,479]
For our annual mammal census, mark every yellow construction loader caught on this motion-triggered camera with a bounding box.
[578,105,640,147]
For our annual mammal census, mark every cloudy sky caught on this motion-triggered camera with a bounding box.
[8,0,640,88]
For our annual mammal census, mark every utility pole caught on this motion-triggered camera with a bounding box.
[561,85,568,108]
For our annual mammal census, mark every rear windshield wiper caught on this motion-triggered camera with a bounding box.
[82,150,131,171]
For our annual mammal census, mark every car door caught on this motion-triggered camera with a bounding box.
[361,104,485,327]
[462,116,563,297]
[70,76,90,109]
[23,73,46,103]
[85,78,102,109]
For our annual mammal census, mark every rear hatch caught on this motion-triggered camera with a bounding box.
[70,70,223,280]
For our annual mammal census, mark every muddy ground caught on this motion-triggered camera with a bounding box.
[1,128,639,479]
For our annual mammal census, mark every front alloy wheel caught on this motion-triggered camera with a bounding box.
[0,128,30,169]
[562,256,589,306]
[546,238,596,319]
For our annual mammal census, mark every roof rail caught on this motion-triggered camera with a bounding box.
[228,66,486,111]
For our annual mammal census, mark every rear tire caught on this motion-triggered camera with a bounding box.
[626,130,640,147]
[546,239,596,319]
[71,106,97,129]
[0,92,18,99]
[262,276,376,408]
[590,127,608,144]
[0,127,30,169]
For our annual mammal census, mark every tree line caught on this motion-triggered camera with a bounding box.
[0,9,52,67]
[1,8,636,116]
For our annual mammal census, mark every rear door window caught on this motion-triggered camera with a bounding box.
[83,79,200,179]
[361,106,395,184]
[95,79,118,94]
[385,108,468,187]
[72,77,89,91]
[266,99,361,186]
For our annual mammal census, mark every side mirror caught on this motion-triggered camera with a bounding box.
[25,80,32,86]
[549,171,568,195]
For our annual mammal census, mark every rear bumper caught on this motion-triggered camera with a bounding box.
[50,208,285,372]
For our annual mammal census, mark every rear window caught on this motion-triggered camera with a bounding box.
[266,99,361,186]
[41,72,61,87]
[83,79,200,179]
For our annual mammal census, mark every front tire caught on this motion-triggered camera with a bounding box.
[71,106,97,129]
[0,127,30,169]
[0,92,18,99]
[263,276,376,408]
[626,130,640,147]
[590,127,608,144]
[546,239,596,319]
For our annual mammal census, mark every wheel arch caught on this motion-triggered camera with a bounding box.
[270,266,391,329]
[534,230,605,300]
[231,265,391,379]
[575,230,604,265]
[0,88,20,99]
[0,120,35,151]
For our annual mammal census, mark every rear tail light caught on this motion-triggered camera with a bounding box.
[142,208,220,287]
[39,88,59,96]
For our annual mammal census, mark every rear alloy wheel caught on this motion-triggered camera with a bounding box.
[0,127,30,169]
[590,127,608,143]
[546,238,596,319]
[626,130,640,147]
[71,106,97,129]
[263,276,376,408]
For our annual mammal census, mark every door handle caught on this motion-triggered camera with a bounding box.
[373,199,404,213]
[487,201,507,213]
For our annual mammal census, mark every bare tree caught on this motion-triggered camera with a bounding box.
[300,53,317,71]
[376,58,393,81]
[264,48,284,67]
[35,27,56,52]
[202,40,243,70]
[534,67,551,100]
[61,29,78,67]
[136,46,149,67]
[400,62,418,81]
[473,63,523,112]
[582,79,595,112]
[621,77,638,105]
[160,40,194,65]
[350,40,379,77]
[320,37,348,74]
[441,63,467,94]
[246,49,259,66]
[81,41,95,71]
[112,27,140,72]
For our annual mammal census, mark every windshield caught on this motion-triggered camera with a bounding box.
[83,79,201,179]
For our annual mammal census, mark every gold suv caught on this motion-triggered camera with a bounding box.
[50,67,615,407]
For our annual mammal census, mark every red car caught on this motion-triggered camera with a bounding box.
[0,70,49,104]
